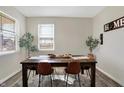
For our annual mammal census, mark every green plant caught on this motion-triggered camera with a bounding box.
[86,36,99,53]
[19,32,38,57]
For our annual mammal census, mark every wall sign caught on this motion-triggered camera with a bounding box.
[100,33,103,45]
[104,16,124,32]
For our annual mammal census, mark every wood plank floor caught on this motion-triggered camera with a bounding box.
[0,68,122,87]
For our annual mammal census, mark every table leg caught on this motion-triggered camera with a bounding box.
[22,64,28,87]
[91,63,96,87]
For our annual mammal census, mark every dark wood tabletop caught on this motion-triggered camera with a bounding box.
[21,55,97,64]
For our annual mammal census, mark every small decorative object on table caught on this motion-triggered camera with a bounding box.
[88,54,96,61]
[86,36,99,60]
[56,54,72,58]
[48,54,56,58]
[48,54,72,58]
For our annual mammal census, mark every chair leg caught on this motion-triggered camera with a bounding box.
[51,73,54,80]
[86,70,89,77]
[86,69,91,79]
[41,75,43,87]
[78,74,81,87]
[64,74,66,79]
[75,75,77,80]
[50,75,53,87]
[74,75,77,87]
[38,75,41,87]
[88,69,91,79]
[33,70,35,76]
[27,70,31,80]
[66,74,69,87]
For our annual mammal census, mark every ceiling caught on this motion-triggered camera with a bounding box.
[15,6,105,18]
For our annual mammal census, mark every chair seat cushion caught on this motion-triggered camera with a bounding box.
[40,69,54,75]
[65,68,79,74]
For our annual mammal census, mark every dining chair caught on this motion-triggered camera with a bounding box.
[65,62,81,87]
[37,63,54,87]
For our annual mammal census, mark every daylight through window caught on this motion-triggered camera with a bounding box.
[0,12,16,53]
[38,24,54,50]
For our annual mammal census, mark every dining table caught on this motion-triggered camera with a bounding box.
[20,55,97,87]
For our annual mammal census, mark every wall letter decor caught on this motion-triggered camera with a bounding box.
[104,16,124,32]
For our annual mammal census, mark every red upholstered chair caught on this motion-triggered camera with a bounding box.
[65,62,81,87]
[37,63,54,87]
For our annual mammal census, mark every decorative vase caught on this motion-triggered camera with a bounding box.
[88,48,96,60]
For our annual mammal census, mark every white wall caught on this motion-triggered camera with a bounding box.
[0,6,123,86]
[0,6,26,83]
[26,17,93,55]
[93,6,124,86]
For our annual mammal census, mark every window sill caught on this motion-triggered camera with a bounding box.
[0,51,17,56]
[38,49,55,51]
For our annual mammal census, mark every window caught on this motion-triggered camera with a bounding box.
[38,24,54,50]
[0,12,16,54]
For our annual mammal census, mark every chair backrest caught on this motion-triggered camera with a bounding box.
[37,63,52,75]
[67,62,81,74]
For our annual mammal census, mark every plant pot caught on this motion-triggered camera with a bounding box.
[88,53,96,60]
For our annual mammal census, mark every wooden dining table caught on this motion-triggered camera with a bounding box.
[20,55,97,87]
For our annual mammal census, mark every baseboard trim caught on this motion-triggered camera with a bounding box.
[96,67,122,87]
[0,69,21,86]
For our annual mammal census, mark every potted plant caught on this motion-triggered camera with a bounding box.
[19,32,38,58]
[86,36,99,58]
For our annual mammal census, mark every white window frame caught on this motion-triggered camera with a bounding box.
[38,24,55,51]
[0,11,17,56]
